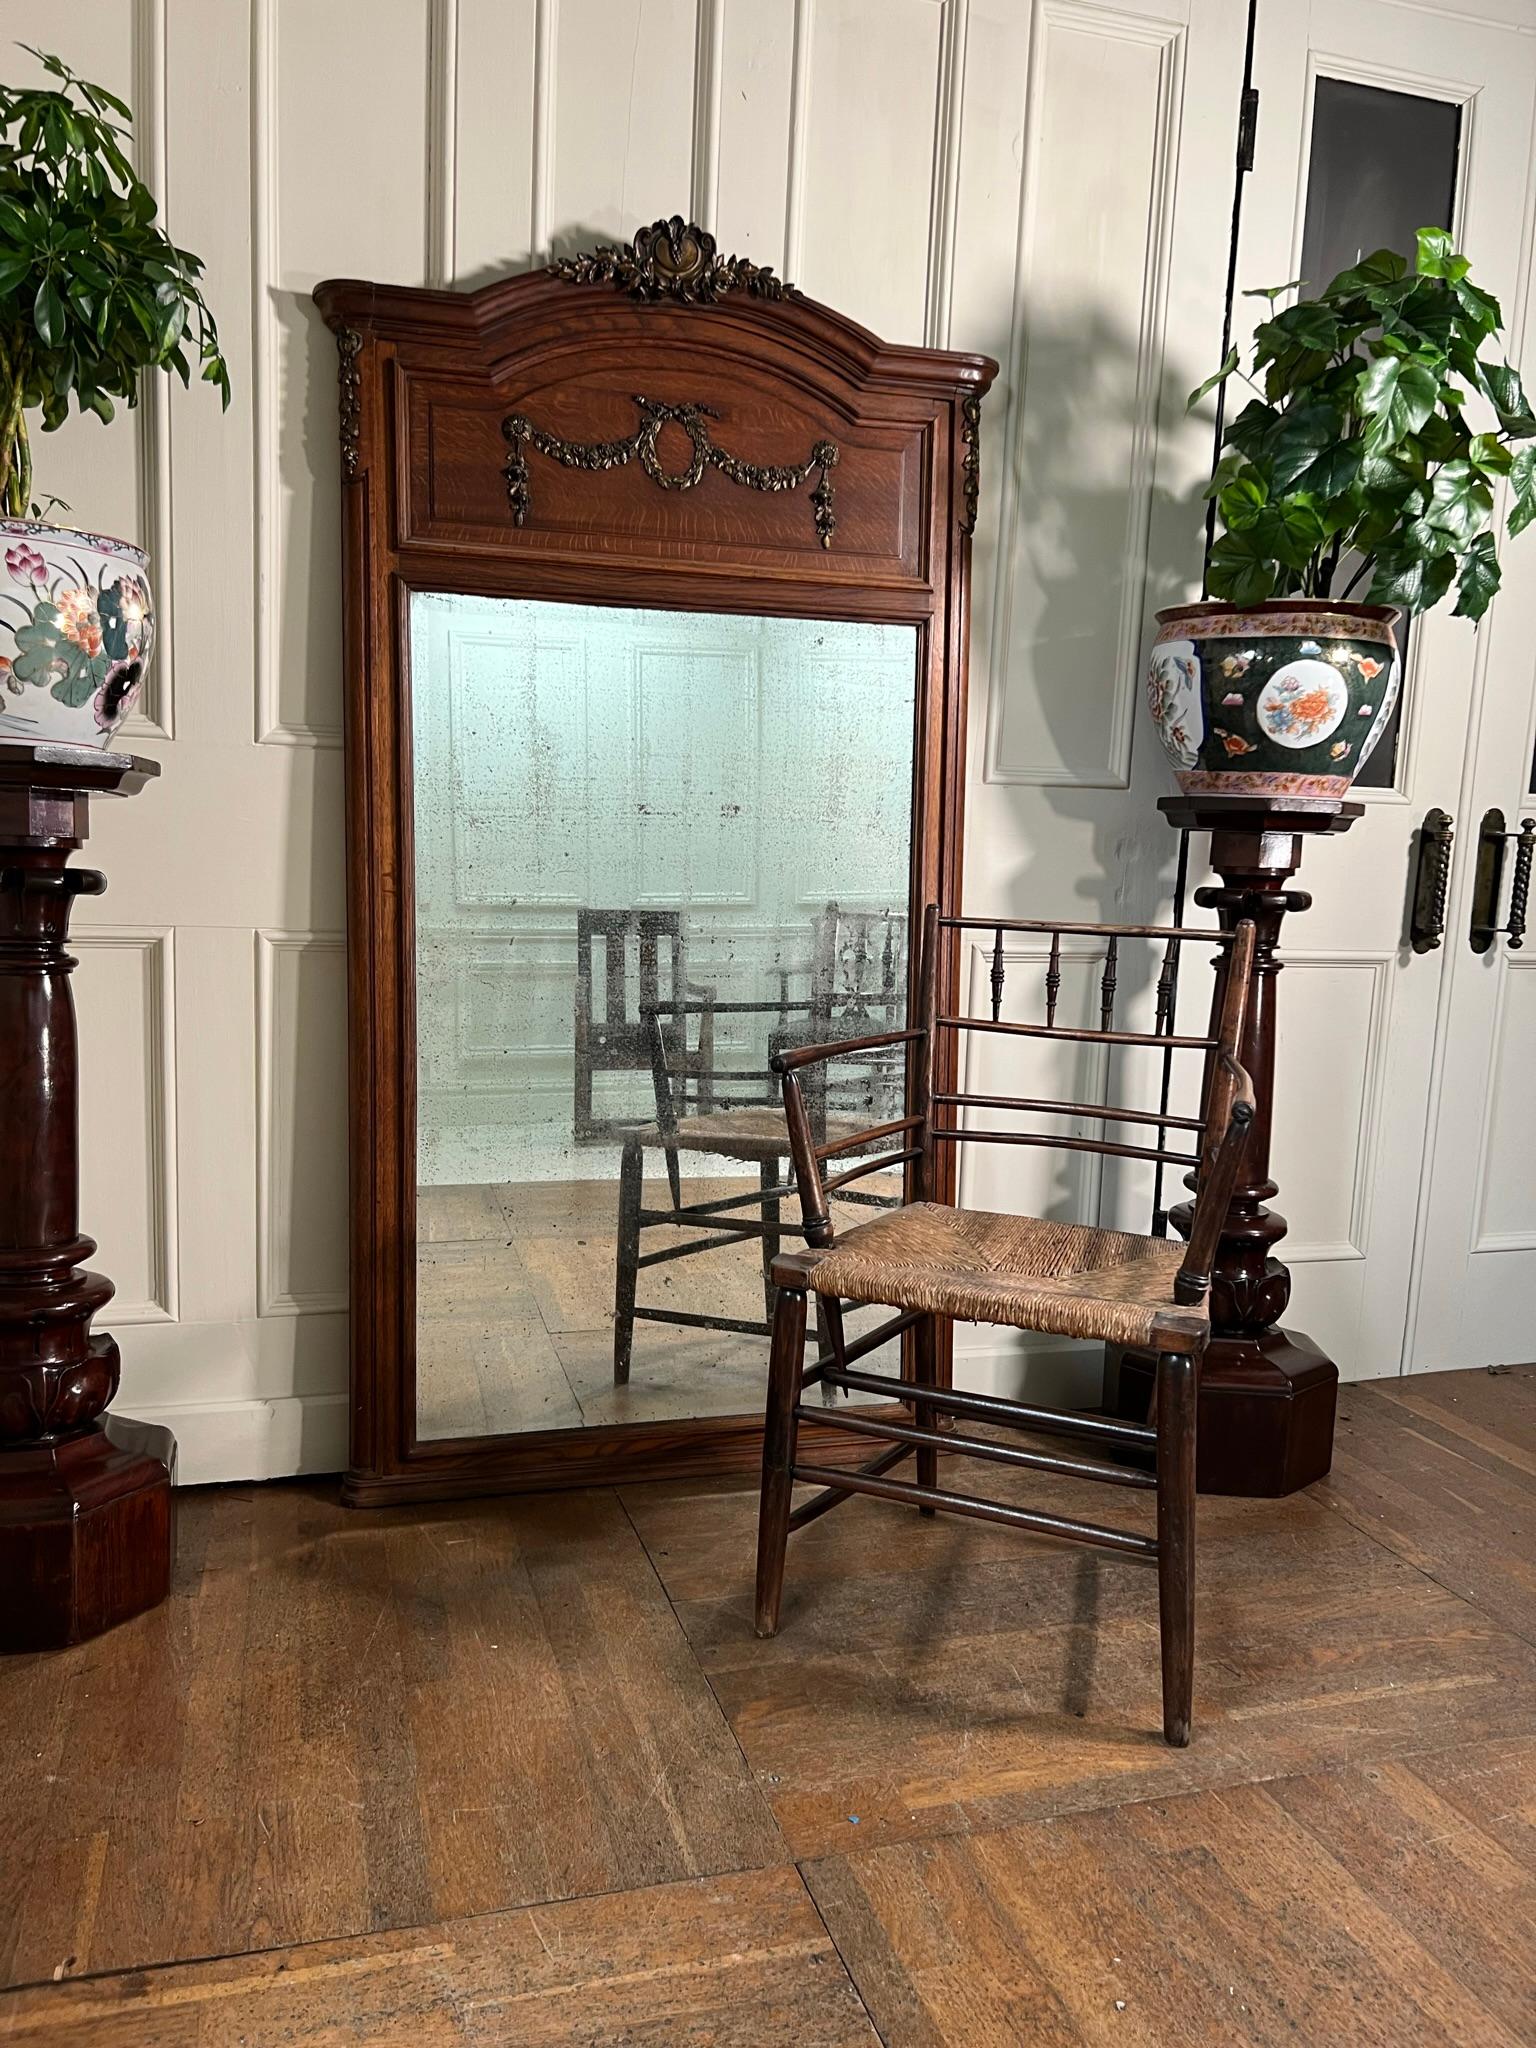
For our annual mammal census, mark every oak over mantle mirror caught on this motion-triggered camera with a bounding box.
[316,218,996,1505]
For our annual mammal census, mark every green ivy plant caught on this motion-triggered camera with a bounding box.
[1189,228,1535,620]
[0,45,229,520]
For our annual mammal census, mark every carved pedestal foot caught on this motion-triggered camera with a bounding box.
[1112,1327,1337,1496]
[0,1416,176,1651]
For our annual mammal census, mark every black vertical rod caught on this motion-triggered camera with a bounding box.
[1201,0,1262,594]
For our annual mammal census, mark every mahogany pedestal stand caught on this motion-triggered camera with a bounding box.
[0,743,175,1652]
[1113,793,1363,1496]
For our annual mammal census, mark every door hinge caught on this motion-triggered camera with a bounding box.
[1237,87,1259,173]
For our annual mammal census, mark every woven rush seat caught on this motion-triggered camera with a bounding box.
[803,1200,1207,1350]
[633,1108,875,1164]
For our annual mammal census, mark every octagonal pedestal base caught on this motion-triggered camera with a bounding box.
[1110,1327,1337,1497]
[0,1416,176,1652]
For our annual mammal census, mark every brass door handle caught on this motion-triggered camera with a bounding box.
[1410,808,1455,954]
[1469,810,1534,953]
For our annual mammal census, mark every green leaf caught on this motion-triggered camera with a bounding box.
[1420,551,1458,611]
[1508,446,1536,536]
[1242,278,1303,301]
[1290,440,1362,502]
[1452,533,1501,620]
[1366,546,1431,612]
[1483,361,1536,438]
[1258,495,1327,573]
[1468,433,1513,477]
[1187,346,1238,411]
[1358,442,1422,494]
[32,273,64,346]
[1417,409,1467,463]
[1207,528,1279,606]
[1359,354,1439,449]
[1453,278,1502,339]
[1323,248,1407,299]
[1424,460,1493,548]
[1202,449,1247,500]
[1268,404,1341,490]
[1414,226,1469,281]
[1225,399,1279,460]
[1261,301,1341,353]
[1218,473,1268,531]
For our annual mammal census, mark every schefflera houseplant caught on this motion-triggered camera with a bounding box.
[0,47,228,747]
[1148,228,1536,797]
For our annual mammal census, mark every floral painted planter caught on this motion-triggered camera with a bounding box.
[1145,600,1400,798]
[0,519,155,750]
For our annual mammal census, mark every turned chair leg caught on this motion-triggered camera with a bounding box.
[755,1283,808,1637]
[1155,1348,1198,1746]
[912,1312,940,1510]
[759,1158,781,1324]
[613,1133,644,1385]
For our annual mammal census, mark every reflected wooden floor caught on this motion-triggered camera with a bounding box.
[416,1175,899,1439]
[3,1365,1535,2043]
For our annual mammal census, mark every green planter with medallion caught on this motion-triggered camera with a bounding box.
[1147,600,1399,798]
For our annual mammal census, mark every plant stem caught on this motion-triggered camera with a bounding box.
[1340,554,1375,600]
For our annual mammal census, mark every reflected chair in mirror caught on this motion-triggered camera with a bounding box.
[754,905,1257,1746]
[612,907,906,1385]
[573,908,713,1147]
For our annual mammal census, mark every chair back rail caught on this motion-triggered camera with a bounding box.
[769,907,1257,1310]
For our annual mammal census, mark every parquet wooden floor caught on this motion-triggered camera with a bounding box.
[2,1365,1534,2044]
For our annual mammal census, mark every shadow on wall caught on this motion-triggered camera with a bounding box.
[955,303,1212,1401]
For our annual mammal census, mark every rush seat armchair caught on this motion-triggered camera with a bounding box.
[754,903,1257,1745]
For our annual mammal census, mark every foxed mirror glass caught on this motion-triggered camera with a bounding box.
[411,592,917,1441]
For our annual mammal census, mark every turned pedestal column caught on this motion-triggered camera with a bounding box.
[0,742,175,1652]
[1116,794,1362,1496]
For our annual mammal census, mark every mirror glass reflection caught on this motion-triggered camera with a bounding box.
[411,593,917,1440]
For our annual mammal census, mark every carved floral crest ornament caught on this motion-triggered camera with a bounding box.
[502,396,839,547]
[497,219,838,540]
[550,215,793,303]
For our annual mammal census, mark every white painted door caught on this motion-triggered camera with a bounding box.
[1180,0,1536,1383]
[1412,227,1536,1371]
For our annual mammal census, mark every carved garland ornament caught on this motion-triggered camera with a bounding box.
[502,398,840,547]
[959,392,981,537]
[550,215,794,303]
[336,326,363,477]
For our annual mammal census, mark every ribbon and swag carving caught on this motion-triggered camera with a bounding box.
[501,397,840,547]
[550,216,793,303]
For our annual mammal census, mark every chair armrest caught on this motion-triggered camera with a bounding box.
[770,1025,925,1075]
[1173,1049,1255,1306]
[771,1028,924,1245]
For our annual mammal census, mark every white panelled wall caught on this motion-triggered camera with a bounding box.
[7,1,1531,1479]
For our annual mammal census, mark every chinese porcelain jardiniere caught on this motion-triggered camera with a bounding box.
[1145,599,1400,798]
[0,518,155,750]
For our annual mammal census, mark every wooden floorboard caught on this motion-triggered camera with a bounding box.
[623,1446,1536,1859]
[0,1865,879,2046]
[4,1367,1536,2042]
[801,1737,1536,2045]
[0,1485,783,1988]
[1319,1365,1536,1647]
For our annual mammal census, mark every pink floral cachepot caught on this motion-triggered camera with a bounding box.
[0,519,155,749]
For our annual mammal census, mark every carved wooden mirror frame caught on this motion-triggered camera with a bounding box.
[316,219,998,1506]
